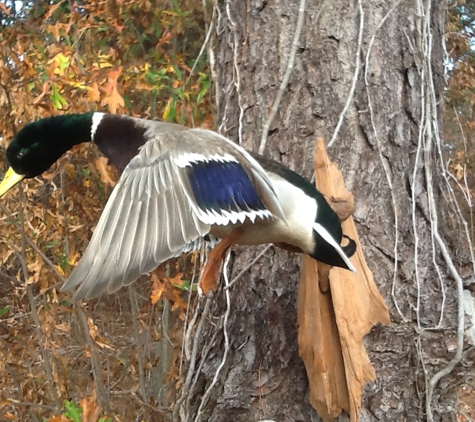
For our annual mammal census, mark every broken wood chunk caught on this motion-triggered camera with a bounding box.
[297,138,390,422]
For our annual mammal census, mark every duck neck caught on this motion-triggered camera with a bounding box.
[49,112,95,149]
[37,113,95,163]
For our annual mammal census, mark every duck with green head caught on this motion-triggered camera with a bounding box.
[0,113,357,300]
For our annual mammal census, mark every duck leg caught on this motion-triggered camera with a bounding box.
[199,229,244,296]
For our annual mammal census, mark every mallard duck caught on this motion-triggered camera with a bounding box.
[0,113,356,300]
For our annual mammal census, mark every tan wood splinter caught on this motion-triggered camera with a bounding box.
[298,138,390,422]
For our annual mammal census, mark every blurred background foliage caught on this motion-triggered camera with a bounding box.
[445,0,475,251]
[0,0,211,420]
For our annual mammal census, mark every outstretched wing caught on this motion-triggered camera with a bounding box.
[62,128,285,300]
[62,142,210,300]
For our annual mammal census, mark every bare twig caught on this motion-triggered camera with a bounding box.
[259,0,306,154]
[75,303,111,413]
[224,0,245,145]
[363,0,406,322]
[128,285,148,414]
[173,297,212,421]
[0,270,20,284]
[17,189,61,411]
[0,202,66,284]
[185,7,215,90]
[225,244,273,290]
[194,251,232,422]
[180,252,200,374]
[412,0,470,419]
[327,0,364,148]
[5,398,58,411]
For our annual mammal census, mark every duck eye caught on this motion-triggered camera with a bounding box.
[17,149,26,160]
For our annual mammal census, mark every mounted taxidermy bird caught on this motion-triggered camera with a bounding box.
[0,113,356,300]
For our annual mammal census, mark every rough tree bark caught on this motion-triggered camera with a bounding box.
[176,1,471,421]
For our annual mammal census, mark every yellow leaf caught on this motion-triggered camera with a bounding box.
[63,163,75,177]
[98,62,113,69]
[54,265,65,277]
[48,52,70,76]
[162,98,172,120]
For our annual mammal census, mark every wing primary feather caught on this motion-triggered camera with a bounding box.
[74,193,134,300]
[99,194,136,287]
[105,201,142,295]
[136,168,148,199]
[173,183,195,243]
[153,185,173,263]
[139,196,160,274]
[164,188,183,252]
[158,160,169,189]
[153,163,162,194]
[147,166,155,198]
[62,186,122,293]
[129,194,150,276]
[122,199,149,287]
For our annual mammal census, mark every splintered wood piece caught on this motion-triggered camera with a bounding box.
[199,229,243,295]
[298,256,349,422]
[297,138,390,422]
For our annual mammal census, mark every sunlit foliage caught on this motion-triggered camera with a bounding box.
[0,1,210,420]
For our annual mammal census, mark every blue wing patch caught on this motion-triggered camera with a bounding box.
[186,160,266,216]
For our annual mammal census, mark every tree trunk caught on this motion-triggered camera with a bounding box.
[177,1,470,421]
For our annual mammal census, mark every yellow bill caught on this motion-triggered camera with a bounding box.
[0,167,25,198]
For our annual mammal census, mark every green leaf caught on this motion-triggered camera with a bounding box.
[197,78,210,103]
[0,306,10,318]
[63,400,82,422]
[171,279,195,291]
[50,83,67,110]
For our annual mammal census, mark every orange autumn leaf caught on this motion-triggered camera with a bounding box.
[44,0,66,22]
[168,272,186,288]
[27,259,43,284]
[151,273,168,304]
[171,288,187,319]
[0,2,11,14]
[45,416,69,422]
[87,317,99,340]
[79,390,101,422]
[88,81,101,103]
[101,67,125,114]
[95,156,117,187]
[150,272,189,318]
